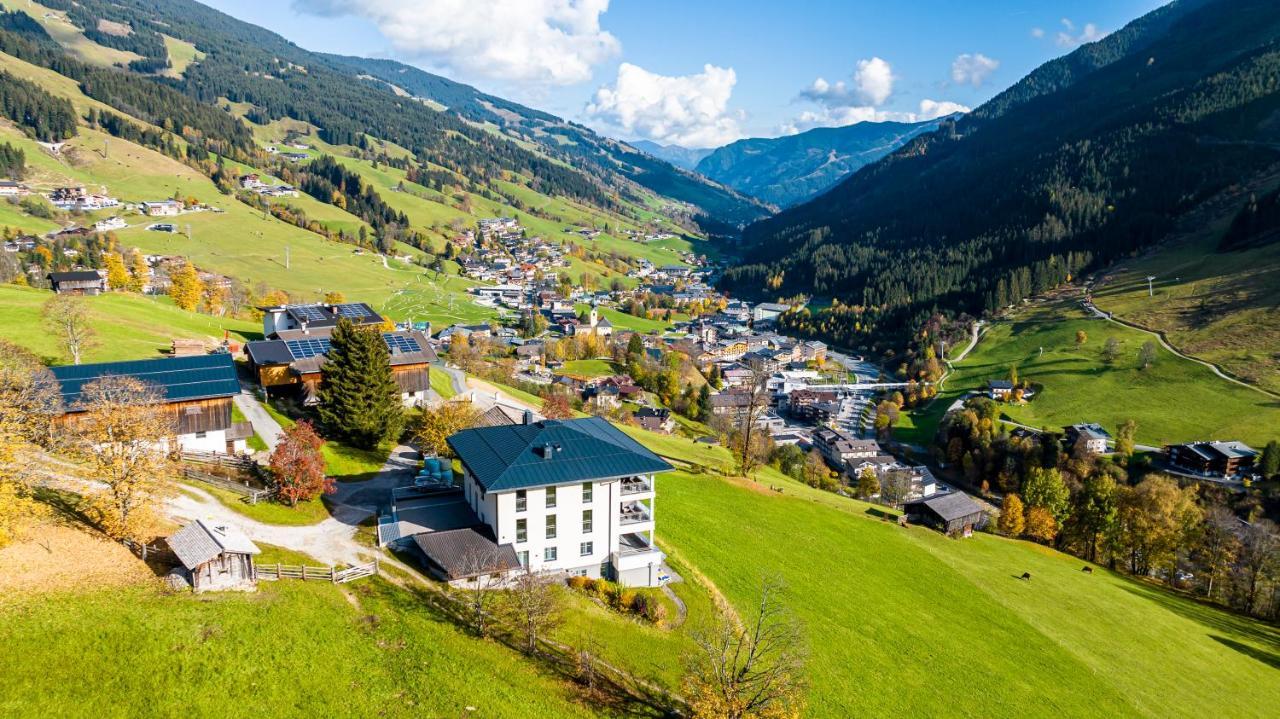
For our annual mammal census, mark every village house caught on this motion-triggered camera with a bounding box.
[1064,423,1112,455]
[46,270,106,295]
[258,301,385,337]
[987,379,1014,400]
[94,216,128,232]
[634,406,675,434]
[812,426,879,468]
[788,388,841,424]
[167,519,261,593]
[0,180,30,196]
[751,302,791,324]
[1166,441,1258,478]
[140,200,182,217]
[49,352,250,454]
[244,327,437,407]
[442,416,674,587]
[707,388,756,422]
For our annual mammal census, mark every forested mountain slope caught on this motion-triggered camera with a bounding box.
[695,118,944,207]
[721,0,1280,348]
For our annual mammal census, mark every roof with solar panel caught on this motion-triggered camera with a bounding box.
[255,302,384,333]
[244,330,437,372]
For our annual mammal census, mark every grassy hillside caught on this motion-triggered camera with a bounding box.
[1092,200,1280,394]
[0,575,598,718]
[0,285,258,363]
[895,299,1280,448]
[656,468,1280,718]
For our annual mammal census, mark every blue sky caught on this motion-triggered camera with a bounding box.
[202,0,1165,147]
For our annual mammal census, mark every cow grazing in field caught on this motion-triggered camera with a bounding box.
[1082,566,1093,574]
[1020,572,1032,581]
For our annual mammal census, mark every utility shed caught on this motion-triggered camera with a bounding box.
[47,270,106,295]
[904,492,987,537]
[168,519,261,592]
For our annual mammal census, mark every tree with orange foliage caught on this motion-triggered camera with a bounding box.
[541,392,574,420]
[1024,506,1058,544]
[268,420,332,508]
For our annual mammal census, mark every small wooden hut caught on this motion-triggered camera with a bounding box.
[167,519,261,592]
[903,493,987,537]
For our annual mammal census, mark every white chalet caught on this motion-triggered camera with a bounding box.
[447,416,672,587]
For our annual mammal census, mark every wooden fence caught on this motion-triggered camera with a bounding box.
[257,559,378,584]
[181,467,275,505]
[181,450,260,474]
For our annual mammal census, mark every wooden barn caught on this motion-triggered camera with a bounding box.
[904,492,987,537]
[49,352,250,454]
[47,270,106,295]
[167,519,261,592]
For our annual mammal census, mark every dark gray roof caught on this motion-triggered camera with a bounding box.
[47,270,103,283]
[412,528,520,580]
[51,353,239,410]
[448,416,673,492]
[908,492,984,522]
[168,519,260,569]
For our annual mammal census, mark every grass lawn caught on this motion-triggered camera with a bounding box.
[618,424,735,473]
[190,483,332,526]
[896,300,1280,448]
[650,467,1280,717]
[430,366,456,399]
[556,358,620,379]
[0,578,600,718]
[575,304,675,334]
[0,285,260,364]
[261,400,390,481]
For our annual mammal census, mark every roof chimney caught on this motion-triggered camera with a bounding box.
[523,409,533,425]
[542,443,554,459]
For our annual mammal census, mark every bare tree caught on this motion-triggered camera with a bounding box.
[685,577,807,719]
[42,294,97,365]
[502,567,563,655]
[878,469,913,509]
[454,545,510,637]
[1234,519,1280,616]
[733,361,773,478]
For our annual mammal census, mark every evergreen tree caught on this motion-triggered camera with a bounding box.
[317,318,404,449]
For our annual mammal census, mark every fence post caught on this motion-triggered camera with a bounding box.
[276,562,281,580]
[302,565,307,581]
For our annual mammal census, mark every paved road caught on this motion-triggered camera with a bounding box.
[232,387,284,453]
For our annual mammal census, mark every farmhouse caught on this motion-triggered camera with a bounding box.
[904,492,987,537]
[1166,441,1258,478]
[49,352,249,454]
[988,380,1014,400]
[258,301,385,337]
[0,180,29,196]
[167,519,261,593]
[1064,423,1111,455]
[447,416,673,587]
[244,327,437,406]
[634,406,675,434]
[140,200,182,217]
[46,270,105,295]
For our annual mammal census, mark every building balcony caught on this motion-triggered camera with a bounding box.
[620,478,653,497]
[614,533,664,571]
[619,500,652,526]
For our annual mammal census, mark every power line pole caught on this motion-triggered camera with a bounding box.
[285,244,290,271]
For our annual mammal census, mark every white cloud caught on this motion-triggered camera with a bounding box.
[801,57,895,107]
[585,63,742,149]
[951,53,999,87]
[779,99,969,135]
[1030,27,1045,39]
[292,0,619,86]
[1054,18,1107,48]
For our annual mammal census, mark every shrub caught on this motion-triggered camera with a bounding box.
[619,589,638,611]
[567,575,591,591]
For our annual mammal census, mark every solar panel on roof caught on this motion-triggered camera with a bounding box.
[337,304,369,318]
[284,338,332,359]
[291,305,328,322]
[383,334,420,354]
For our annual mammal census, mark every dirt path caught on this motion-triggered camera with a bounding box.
[661,585,687,628]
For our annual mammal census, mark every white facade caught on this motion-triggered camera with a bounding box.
[460,471,664,587]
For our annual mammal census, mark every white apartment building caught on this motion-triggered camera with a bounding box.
[447,416,672,587]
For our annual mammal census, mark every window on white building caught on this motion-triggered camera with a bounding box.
[517,550,529,567]
[546,514,557,539]
[546,486,557,508]
[516,518,527,543]
[515,489,527,512]
[545,546,558,562]
[580,541,593,557]
[582,482,593,502]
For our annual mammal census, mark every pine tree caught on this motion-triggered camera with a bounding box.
[317,318,404,449]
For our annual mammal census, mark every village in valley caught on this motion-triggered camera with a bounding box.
[1,1,1279,715]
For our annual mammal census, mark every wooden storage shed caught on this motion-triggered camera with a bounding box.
[167,519,261,592]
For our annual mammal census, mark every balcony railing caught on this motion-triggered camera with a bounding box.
[620,479,652,496]
[619,502,652,525]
